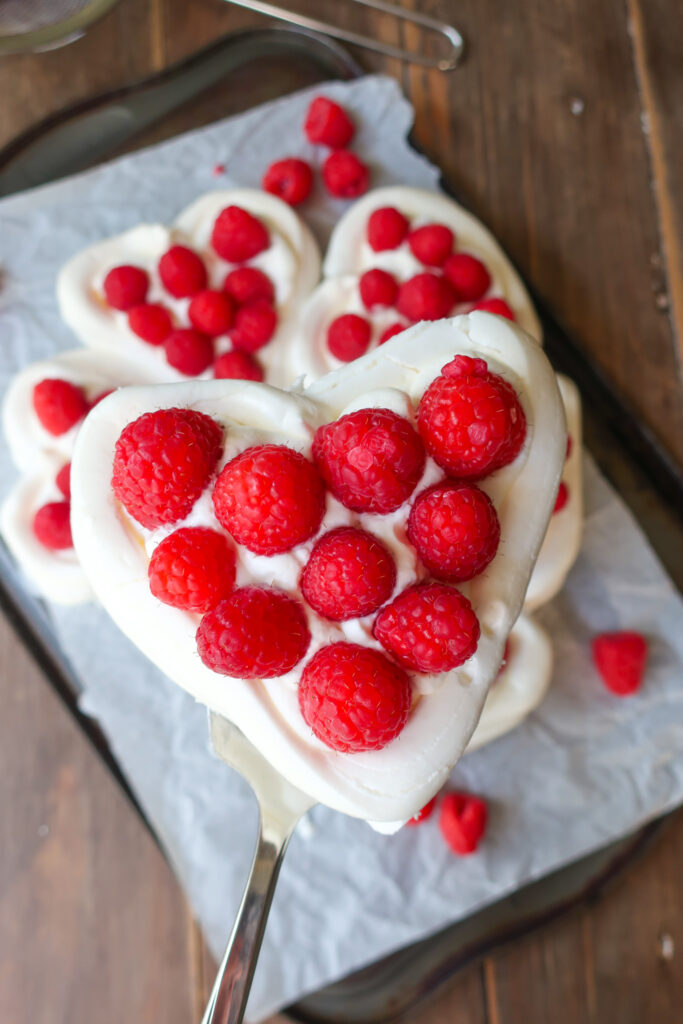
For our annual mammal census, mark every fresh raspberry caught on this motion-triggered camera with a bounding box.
[213,351,263,381]
[439,793,488,854]
[322,150,369,199]
[164,329,214,376]
[148,526,236,612]
[304,96,355,148]
[359,268,398,310]
[262,157,313,206]
[211,206,269,263]
[397,273,455,321]
[298,642,411,753]
[33,379,88,436]
[592,631,648,696]
[301,527,396,621]
[472,297,515,321]
[406,796,437,827]
[487,371,527,470]
[408,224,454,267]
[158,245,207,298]
[103,265,149,310]
[378,322,406,345]
[90,388,115,408]
[407,482,500,582]
[374,582,480,673]
[213,444,325,555]
[33,501,72,550]
[553,481,569,513]
[229,300,277,352]
[313,408,425,514]
[223,266,275,306]
[128,303,173,345]
[443,253,491,302]
[188,290,235,336]
[197,586,310,678]
[55,462,71,499]
[327,313,371,362]
[367,206,410,251]
[112,407,223,529]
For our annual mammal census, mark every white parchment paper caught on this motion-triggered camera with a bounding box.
[0,77,681,1022]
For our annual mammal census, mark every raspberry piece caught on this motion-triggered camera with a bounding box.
[374,582,480,673]
[211,206,269,263]
[33,501,72,550]
[443,253,491,302]
[55,462,71,499]
[553,481,569,513]
[313,408,425,514]
[103,265,149,310]
[327,313,371,362]
[128,303,173,345]
[90,388,115,408]
[322,150,369,199]
[197,586,310,678]
[592,631,648,696]
[472,297,515,321]
[188,290,235,336]
[359,268,398,310]
[148,526,236,612]
[298,642,411,753]
[213,444,325,555]
[367,206,410,251]
[301,527,396,621]
[378,322,406,345]
[408,224,454,267]
[407,482,500,582]
[304,96,355,148]
[112,407,222,529]
[406,796,437,827]
[397,273,455,321]
[33,379,88,436]
[158,245,207,298]
[213,351,263,381]
[229,300,277,352]
[223,266,275,307]
[439,793,487,854]
[164,329,214,376]
[497,637,512,678]
[263,157,313,206]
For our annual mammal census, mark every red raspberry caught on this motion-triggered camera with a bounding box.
[128,303,173,345]
[197,586,310,678]
[56,462,71,499]
[213,444,325,555]
[397,273,455,321]
[472,297,515,321]
[158,245,207,298]
[33,379,88,436]
[90,389,115,408]
[407,482,500,582]
[223,266,275,306]
[301,527,396,621]
[487,371,527,470]
[443,253,491,302]
[406,796,437,827]
[164,329,214,376]
[592,631,648,696]
[188,290,235,336]
[378,322,406,345]
[553,481,569,513]
[298,642,411,753]
[367,206,410,251]
[439,793,487,854]
[262,157,313,206]
[103,265,149,310]
[148,526,236,612]
[374,582,480,673]
[229,300,277,352]
[322,150,369,199]
[359,268,398,310]
[313,408,425,514]
[408,224,454,267]
[33,501,72,550]
[327,313,371,362]
[211,206,269,263]
[304,96,355,148]
[214,351,263,381]
[112,407,222,529]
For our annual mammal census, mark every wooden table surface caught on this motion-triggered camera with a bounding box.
[0,1,681,1022]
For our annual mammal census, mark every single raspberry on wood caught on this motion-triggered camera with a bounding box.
[128,303,173,345]
[164,329,214,376]
[301,527,396,621]
[367,206,410,251]
[298,642,411,753]
[211,206,269,263]
[112,407,223,529]
[378,322,406,345]
[148,527,236,612]
[407,481,500,582]
[304,96,355,148]
[406,796,437,827]
[33,379,89,436]
[439,793,488,854]
[103,265,149,310]
[359,268,398,310]
[443,253,491,302]
[158,245,207,298]
[263,158,313,206]
[407,224,454,267]
[33,501,72,550]
[197,586,310,678]
[322,150,369,199]
[472,297,515,320]
[592,631,648,696]
[327,313,371,362]
[223,266,275,307]
[56,462,71,499]
[374,582,480,673]
[397,273,455,321]
[213,351,263,381]
[229,300,277,352]
[188,290,235,336]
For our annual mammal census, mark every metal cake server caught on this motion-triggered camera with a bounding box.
[201,712,315,1024]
